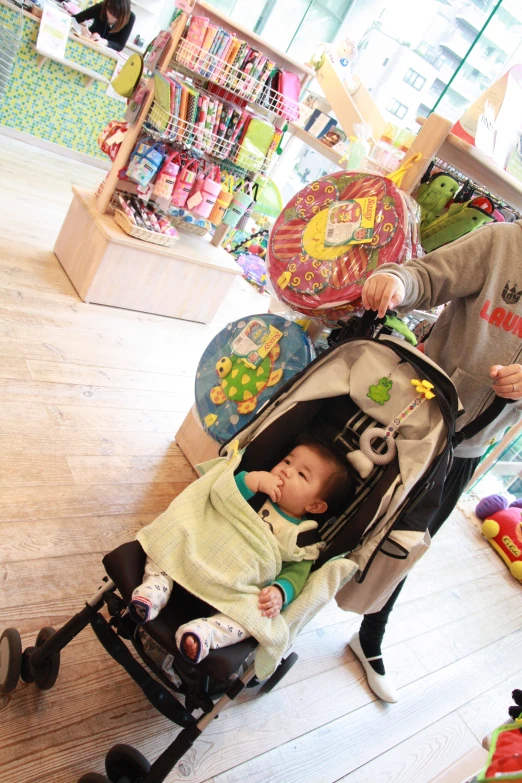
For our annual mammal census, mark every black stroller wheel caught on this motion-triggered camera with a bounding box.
[105,743,151,783]
[78,774,110,782]
[259,652,298,694]
[32,627,60,690]
[0,628,22,694]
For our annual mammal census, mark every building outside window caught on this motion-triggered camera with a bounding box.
[404,68,426,90]
[387,97,408,119]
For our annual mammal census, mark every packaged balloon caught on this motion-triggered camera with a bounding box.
[267,171,422,322]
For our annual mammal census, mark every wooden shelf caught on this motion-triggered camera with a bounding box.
[287,123,342,165]
[417,115,522,211]
[36,49,110,87]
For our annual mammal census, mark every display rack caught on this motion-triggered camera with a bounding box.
[54,4,314,323]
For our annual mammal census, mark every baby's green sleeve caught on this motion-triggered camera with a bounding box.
[235,471,255,500]
[273,560,313,607]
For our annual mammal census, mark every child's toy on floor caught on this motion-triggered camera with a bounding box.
[195,314,315,444]
[475,495,522,582]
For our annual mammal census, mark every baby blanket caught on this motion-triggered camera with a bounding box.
[137,455,357,679]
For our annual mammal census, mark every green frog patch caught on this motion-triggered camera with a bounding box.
[367,377,393,405]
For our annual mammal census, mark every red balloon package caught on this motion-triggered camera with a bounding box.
[268,171,420,321]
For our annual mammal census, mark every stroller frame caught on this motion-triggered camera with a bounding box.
[1,552,297,783]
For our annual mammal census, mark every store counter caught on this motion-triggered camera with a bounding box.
[0,0,125,160]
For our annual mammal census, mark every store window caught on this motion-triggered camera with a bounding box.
[335,0,522,130]
[204,0,356,59]
[404,68,426,90]
[387,98,408,119]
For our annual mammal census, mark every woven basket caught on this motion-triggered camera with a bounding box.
[114,210,178,247]
[169,214,211,237]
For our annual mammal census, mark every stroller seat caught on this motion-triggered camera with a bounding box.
[103,541,258,681]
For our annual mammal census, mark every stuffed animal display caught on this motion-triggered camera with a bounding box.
[195,314,315,444]
[415,171,499,252]
[475,495,522,582]
[267,171,421,321]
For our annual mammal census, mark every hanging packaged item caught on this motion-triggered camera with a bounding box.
[235,118,275,171]
[171,158,200,208]
[127,141,165,187]
[267,170,421,321]
[208,174,234,226]
[222,181,254,228]
[152,151,182,201]
[190,166,222,218]
[98,121,128,162]
[275,70,300,121]
[236,182,259,230]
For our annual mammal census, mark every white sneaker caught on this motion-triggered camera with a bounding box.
[349,632,399,703]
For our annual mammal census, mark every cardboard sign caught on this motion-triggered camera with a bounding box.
[36,4,71,59]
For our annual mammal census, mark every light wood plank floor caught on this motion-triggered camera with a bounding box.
[1,135,520,783]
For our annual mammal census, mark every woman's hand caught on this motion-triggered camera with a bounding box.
[258,585,283,617]
[91,33,108,45]
[490,364,522,400]
[361,274,405,318]
[245,471,283,502]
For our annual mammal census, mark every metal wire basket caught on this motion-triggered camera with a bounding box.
[174,38,300,121]
[145,100,271,175]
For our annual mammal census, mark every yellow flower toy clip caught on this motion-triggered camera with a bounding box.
[411,379,435,399]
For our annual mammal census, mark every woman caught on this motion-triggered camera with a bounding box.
[344,221,522,703]
[73,0,135,52]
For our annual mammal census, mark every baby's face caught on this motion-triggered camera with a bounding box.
[270,445,332,518]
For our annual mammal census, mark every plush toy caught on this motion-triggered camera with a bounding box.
[421,200,494,252]
[416,172,460,226]
[476,495,522,582]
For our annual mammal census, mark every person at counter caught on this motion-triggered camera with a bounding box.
[73,0,135,52]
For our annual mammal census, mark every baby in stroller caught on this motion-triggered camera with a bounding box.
[129,436,353,664]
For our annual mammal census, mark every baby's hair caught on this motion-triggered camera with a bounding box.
[295,434,353,511]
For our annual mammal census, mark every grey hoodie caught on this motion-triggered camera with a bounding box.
[374,220,522,457]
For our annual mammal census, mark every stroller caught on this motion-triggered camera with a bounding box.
[0,312,505,783]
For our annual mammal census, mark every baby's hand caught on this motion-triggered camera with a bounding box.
[258,585,283,618]
[245,471,283,502]
[258,472,283,502]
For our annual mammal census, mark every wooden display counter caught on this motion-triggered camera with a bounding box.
[54,188,241,323]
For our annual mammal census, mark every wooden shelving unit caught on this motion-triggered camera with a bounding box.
[55,4,315,322]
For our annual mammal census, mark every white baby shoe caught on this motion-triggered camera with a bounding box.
[349,632,399,703]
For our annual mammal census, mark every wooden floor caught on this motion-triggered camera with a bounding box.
[0,136,521,783]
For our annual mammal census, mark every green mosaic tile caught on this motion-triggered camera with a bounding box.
[0,6,125,159]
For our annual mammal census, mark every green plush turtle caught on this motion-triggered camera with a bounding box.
[416,173,460,227]
[210,344,283,415]
[421,201,494,252]
[367,377,393,405]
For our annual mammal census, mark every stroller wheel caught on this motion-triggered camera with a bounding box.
[259,652,298,695]
[105,743,151,783]
[0,628,22,694]
[31,627,60,690]
[78,775,110,782]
